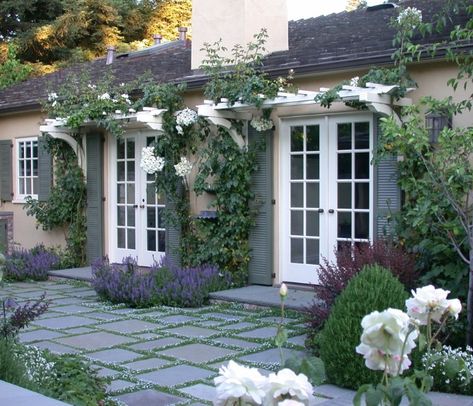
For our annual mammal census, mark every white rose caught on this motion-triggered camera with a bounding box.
[214,360,267,406]
[406,285,450,324]
[264,369,313,406]
[356,344,412,376]
[447,299,462,319]
[279,283,288,298]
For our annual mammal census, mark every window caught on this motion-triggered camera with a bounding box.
[16,137,38,200]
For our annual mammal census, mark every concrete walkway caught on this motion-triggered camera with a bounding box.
[0,380,70,406]
[2,280,473,405]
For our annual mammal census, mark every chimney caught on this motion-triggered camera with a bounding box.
[191,0,288,70]
[178,27,188,41]
[106,46,116,65]
[153,34,163,45]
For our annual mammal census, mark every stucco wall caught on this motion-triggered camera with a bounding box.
[0,111,66,250]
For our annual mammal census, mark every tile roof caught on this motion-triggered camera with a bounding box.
[0,0,469,113]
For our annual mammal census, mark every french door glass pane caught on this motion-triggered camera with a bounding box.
[291,238,304,263]
[291,183,303,207]
[291,211,303,235]
[306,239,319,265]
[355,122,370,149]
[306,155,320,179]
[306,183,319,208]
[355,183,369,209]
[306,125,320,151]
[291,126,304,151]
[338,183,351,209]
[306,211,320,237]
[291,156,303,179]
[337,123,352,150]
[338,212,351,238]
[338,154,351,179]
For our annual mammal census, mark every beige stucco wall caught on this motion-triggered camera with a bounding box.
[0,111,66,249]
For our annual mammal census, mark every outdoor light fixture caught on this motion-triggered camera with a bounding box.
[425,112,452,144]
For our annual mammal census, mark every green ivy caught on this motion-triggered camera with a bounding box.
[24,137,86,267]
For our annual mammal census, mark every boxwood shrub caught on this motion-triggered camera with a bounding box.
[317,264,409,389]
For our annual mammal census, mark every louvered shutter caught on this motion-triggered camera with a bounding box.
[86,133,104,263]
[374,116,401,238]
[37,136,53,201]
[248,126,273,285]
[0,140,13,202]
[165,186,182,268]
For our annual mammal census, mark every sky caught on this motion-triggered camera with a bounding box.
[287,0,348,20]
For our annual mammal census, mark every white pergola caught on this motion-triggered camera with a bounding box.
[39,83,412,170]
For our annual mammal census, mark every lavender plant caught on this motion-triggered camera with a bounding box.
[4,245,59,281]
[91,256,231,308]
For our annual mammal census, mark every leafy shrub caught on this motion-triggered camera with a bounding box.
[91,256,231,308]
[422,346,473,395]
[0,339,32,389]
[4,245,59,281]
[317,264,409,389]
[306,240,417,332]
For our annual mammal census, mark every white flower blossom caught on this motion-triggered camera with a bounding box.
[129,108,136,113]
[350,76,359,87]
[176,125,184,135]
[251,117,274,132]
[176,108,198,126]
[87,84,96,89]
[140,147,165,174]
[47,92,58,102]
[406,285,452,324]
[174,156,193,177]
[214,360,267,406]
[264,369,314,406]
[447,299,462,319]
[277,401,305,406]
[397,7,422,29]
[98,92,111,100]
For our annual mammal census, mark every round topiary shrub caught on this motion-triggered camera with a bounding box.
[318,264,409,389]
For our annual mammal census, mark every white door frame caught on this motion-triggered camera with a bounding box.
[108,130,165,266]
[278,113,374,285]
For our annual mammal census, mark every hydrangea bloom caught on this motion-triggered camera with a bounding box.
[397,7,422,29]
[356,308,417,376]
[406,285,451,324]
[140,147,165,174]
[176,108,198,126]
[214,360,267,405]
[264,369,314,405]
[174,156,193,177]
[250,117,274,132]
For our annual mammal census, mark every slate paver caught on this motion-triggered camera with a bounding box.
[220,322,256,330]
[63,327,95,335]
[137,364,214,386]
[116,389,185,406]
[33,315,98,329]
[52,304,94,313]
[180,383,216,403]
[84,312,122,320]
[86,348,141,363]
[107,379,136,393]
[19,329,65,343]
[288,334,307,346]
[32,341,80,355]
[123,357,168,371]
[128,337,182,351]
[132,332,157,340]
[160,314,197,324]
[237,326,279,339]
[100,319,161,333]
[212,336,262,349]
[165,325,219,338]
[210,313,244,321]
[55,331,136,350]
[93,365,120,378]
[157,343,237,363]
[50,297,84,305]
[239,348,307,365]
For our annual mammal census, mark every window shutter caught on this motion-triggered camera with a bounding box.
[37,136,53,202]
[165,186,182,268]
[86,133,104,263]
[374,116,401,238]
[0,140,12,202]
[248,126,273,285]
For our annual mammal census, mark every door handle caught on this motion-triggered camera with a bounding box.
[140,204,145,209]
[133,204,138,209]
[328,209,335,214]
[318,208,324,213]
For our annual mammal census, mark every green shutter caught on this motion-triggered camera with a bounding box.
[374,116,401,238]
[86,133,104,263]
[0,140,12,202]
[37,136,53,202]
[165,186,182,268]
[0,219,7,254]
[248,126,273,285]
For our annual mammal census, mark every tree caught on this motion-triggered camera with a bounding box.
[346,0,366,12]
[0,44,32,89]
[145,0,192,41]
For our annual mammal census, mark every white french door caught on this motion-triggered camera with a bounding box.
[279,114,373,284]
[109,131,166,266]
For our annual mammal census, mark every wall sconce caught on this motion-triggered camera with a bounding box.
[425,112,452,144]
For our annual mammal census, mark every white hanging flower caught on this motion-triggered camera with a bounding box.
[406,285,451,324]
[264,369,314,406]
[397,7,422,29]
[350,76,360,87]
[98,92,111,100]
[250,117,274,132]
[47,92,58,102]
[174,156,193,177]
[447,299,462,320]
[176,108,198,126]
[214,360,267,406]
[140,147,165,174]
[176,125,184,135]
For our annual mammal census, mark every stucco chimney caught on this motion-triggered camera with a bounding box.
[153,34,162,45]
[191,0,288,70]
[179,27,188,41]
[106,46,116,65]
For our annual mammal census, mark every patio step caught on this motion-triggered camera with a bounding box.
[48,267,92,282]
[0,380,71,406]
[209,285,316,312]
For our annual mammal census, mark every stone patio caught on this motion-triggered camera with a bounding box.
[2,280,473,406]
